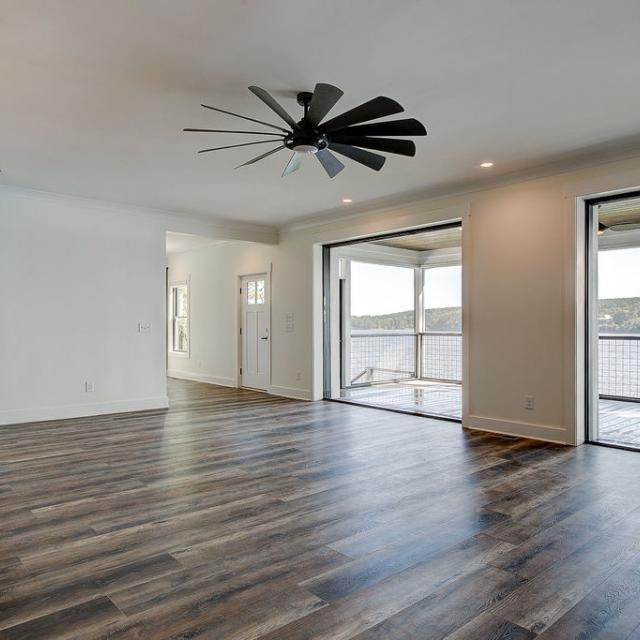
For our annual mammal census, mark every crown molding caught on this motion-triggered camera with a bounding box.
[280,138,640,234]
[0,184,278,245]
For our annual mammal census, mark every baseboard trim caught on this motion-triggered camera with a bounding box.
[269,385,312,401]
[464,414,571,445]
[0,396,169,426]
[167,370,236,388]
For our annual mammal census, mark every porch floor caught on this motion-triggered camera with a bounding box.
[340,380,462,419]
[340,382,640,448]
[599,398,640,448]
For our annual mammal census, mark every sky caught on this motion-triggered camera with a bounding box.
[598,247,640,299]
[350,261,461,316]
[348,246,640,317]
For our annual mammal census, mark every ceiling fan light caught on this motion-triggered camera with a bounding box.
[293,144,319,154]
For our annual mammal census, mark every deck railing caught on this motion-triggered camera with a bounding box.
[599,335,640,400]
[349,331,462,386]
[349,332,640,400]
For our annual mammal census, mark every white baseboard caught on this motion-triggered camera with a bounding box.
[167,370,236,388]
[269,385,313,401]
[0,396,169,426]
[464,414,571,445]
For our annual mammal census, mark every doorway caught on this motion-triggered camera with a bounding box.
[586,192,640,450]
[324,223,462,420]
[240,273,270,391]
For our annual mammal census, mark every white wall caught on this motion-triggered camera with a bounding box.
[0,189,170,424]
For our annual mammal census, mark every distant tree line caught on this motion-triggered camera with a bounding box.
[351,307,462,332]
[599,297,640,334]
[350,298,640,335]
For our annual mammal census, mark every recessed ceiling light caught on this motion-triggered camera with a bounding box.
[342,198,353,204]
[480,161,494,168]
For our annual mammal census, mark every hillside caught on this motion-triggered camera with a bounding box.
[350,297,640,334]
[599,297,640,334]
[351,307,462,332]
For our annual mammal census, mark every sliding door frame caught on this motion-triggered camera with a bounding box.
[322,221,462,421]
[585,190,640,451]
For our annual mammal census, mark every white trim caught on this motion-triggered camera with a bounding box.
[0,396,169,426]
[167,370,236,387]
[283,146,640,233]
[269,385,312,401]
[464,414,570,445]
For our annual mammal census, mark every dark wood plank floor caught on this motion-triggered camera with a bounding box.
[2,379,640,639]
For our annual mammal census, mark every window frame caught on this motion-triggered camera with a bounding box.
[169,279,190,358]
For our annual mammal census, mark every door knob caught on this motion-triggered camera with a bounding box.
[260,336,269,340]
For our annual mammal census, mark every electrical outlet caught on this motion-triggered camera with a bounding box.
[296,372,301,381]
[85,381,95,393]
[524,395,535,410]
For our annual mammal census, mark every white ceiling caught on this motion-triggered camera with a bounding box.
[2,0,640,226]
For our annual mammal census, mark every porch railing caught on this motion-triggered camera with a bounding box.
[349,332,640,401]
[349,331,462,386]
[599,334,640,400]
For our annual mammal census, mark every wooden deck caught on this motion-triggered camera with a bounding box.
[3,379,640,638]
[340,380,462,419]
[600,398,640,448]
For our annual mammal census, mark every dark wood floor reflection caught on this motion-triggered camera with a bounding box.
[2,379,640,639]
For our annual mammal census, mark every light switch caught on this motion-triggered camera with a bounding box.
[285,312,294,333]
[138,322,152,334]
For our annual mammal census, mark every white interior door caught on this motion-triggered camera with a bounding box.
[241,274,270,390]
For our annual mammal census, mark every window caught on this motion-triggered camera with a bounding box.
[246,279,265,305]
[170,282,189,354]
[423,265,462,332]
[350,261,415,332]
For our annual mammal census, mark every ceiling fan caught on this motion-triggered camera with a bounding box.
[184,83,427,178]
[599,221,640,234]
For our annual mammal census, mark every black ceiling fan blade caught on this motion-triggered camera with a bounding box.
[198,139,279,154]
[609,222,640,232]
[249,86,298,129]
[282,152,304,177]
[330,118,427,138]
[306,83,344,127]
[200,104,290,133]
[329,136,416,157]
[320,97,404,133]
[315,149,345,178]
[184,128,285,136]
[235,145,286,168]
[328,142,386,171]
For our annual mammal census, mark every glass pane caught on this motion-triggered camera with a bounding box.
[256,280,265,304]
[175,317,189,352]
[423,266,461,332]
[175,286,188,317]
[598,247,640,334]
[350,261,415,332]
[247,281,256,305]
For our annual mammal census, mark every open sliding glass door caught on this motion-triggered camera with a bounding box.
[324,222,462,421]
[586,193,640,450]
